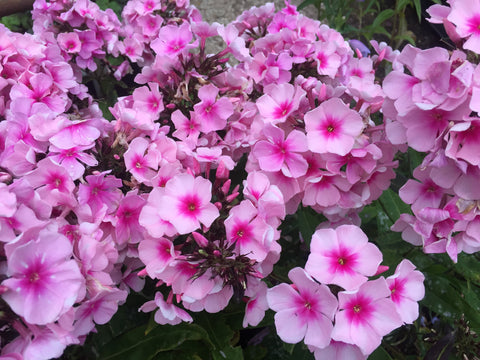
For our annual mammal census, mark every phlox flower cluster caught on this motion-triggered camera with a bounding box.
[385,0,480,262]
[0,0,428,359]
[267,225,424,359]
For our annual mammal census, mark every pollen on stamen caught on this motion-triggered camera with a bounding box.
[353,304,361,313]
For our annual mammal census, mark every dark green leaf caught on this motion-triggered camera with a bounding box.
[212,346,244,360]
[372,9,395,28]
[369,346,394,360]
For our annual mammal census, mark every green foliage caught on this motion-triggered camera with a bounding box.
[0,12,32,33]
[298,0,422,47]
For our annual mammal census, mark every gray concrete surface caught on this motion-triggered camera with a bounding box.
[190,0,317,25]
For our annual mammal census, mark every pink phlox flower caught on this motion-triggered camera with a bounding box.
[447,0,480,53]
[23,158,76,206]
[120,35,145,62]
[0,204,46,243]
[150,22,198,58]
[243,171,286,227]
[445,119,480,166]
[312,340,367,360]
[324,143,382,184]
[305,98,364,156]
[267,12,297,33]
[247,52,293,84]
[48,144,98,180]
[182,283,234,314]
[74,288,128,336]
[132,82,164,118]
[399,166,445,215]
[49,119,102,149]
[256,83,305,125]
[124,136,159,184]
[193,84,234,133]
[386,259,425,324]
[313,41,342,78]
[267,267,338,349]
[153,173,219,234]
[253,124,308,178]
[217,23,250,61]
[242,279,269,327]
[225,200,273,262]
[139,186,178,238]
[171,110,201,142]
[57,32,82,54]
[302,171,352,208]
[78,172,123,215]
[111,191,146,245]
[2,227,85,325]
[305,225,383,291]
[160,261,217,302]
[140,292,192,325]
[332,278,403,355]
[43,61,78,92]
[138,236,178,278]
[0,183,16,218]
[10,72,66,115]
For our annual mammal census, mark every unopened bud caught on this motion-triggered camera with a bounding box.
[192,232,209,247]
[221,179,232,195]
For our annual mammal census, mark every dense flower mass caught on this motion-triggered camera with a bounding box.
[3,0,479,358]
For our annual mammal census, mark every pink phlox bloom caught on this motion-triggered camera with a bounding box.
[182,283,234,314]
[386,259,425,324]
[10,72,66,115]
[0,183,16,218]
[243,279,269,327]
[382,70,420,116]
[267,12,297,33]
[112,191,147,245]
[314,41,342,78]
[256,83,305,125]
[399,166,445,215]
[23,158,76,206]
[140,292,192,325]
[445,119,480,166]
[332,277,403,355]
[253,124,308,178]
[447,0,480,53]
[453,165,480,200]
[247,52,292,84]
[138,236,178,279]
[312,340,367,360]
[193,84,234,133]
[74,288,128,336]
[150,22,198,58]
[0,204,46,243]
[57,32,82,54]
[2,228,84,325]
[324,143,382,184]
[267,267,337,349]
[305,98,364,156]
[28,112,70,142]
[48,144,98,180]
[43,61,78,92]
[121,35,145,62]
[49,119,102,149]
[132,82,164,117]
[160,261,217,301]
[217,23,250,61]
[243,171,286,227]
[78,172,123,215]
[302,171,352,208]
[305,225,383,291]
[139,186,177,238]
[225,200,273,262]
[155,173,219,234]
[171,110,201,142]
[124,137,159,184]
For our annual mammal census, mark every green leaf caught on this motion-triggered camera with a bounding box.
[297,0,319,11]
[413,0,422,21]
[377,188,411,225]
[297,206,324,246]
[372,9,395,28]
[212,346,244,360]
[369,346,394,360]
[193,312,234,350]
[99,323,212,360]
